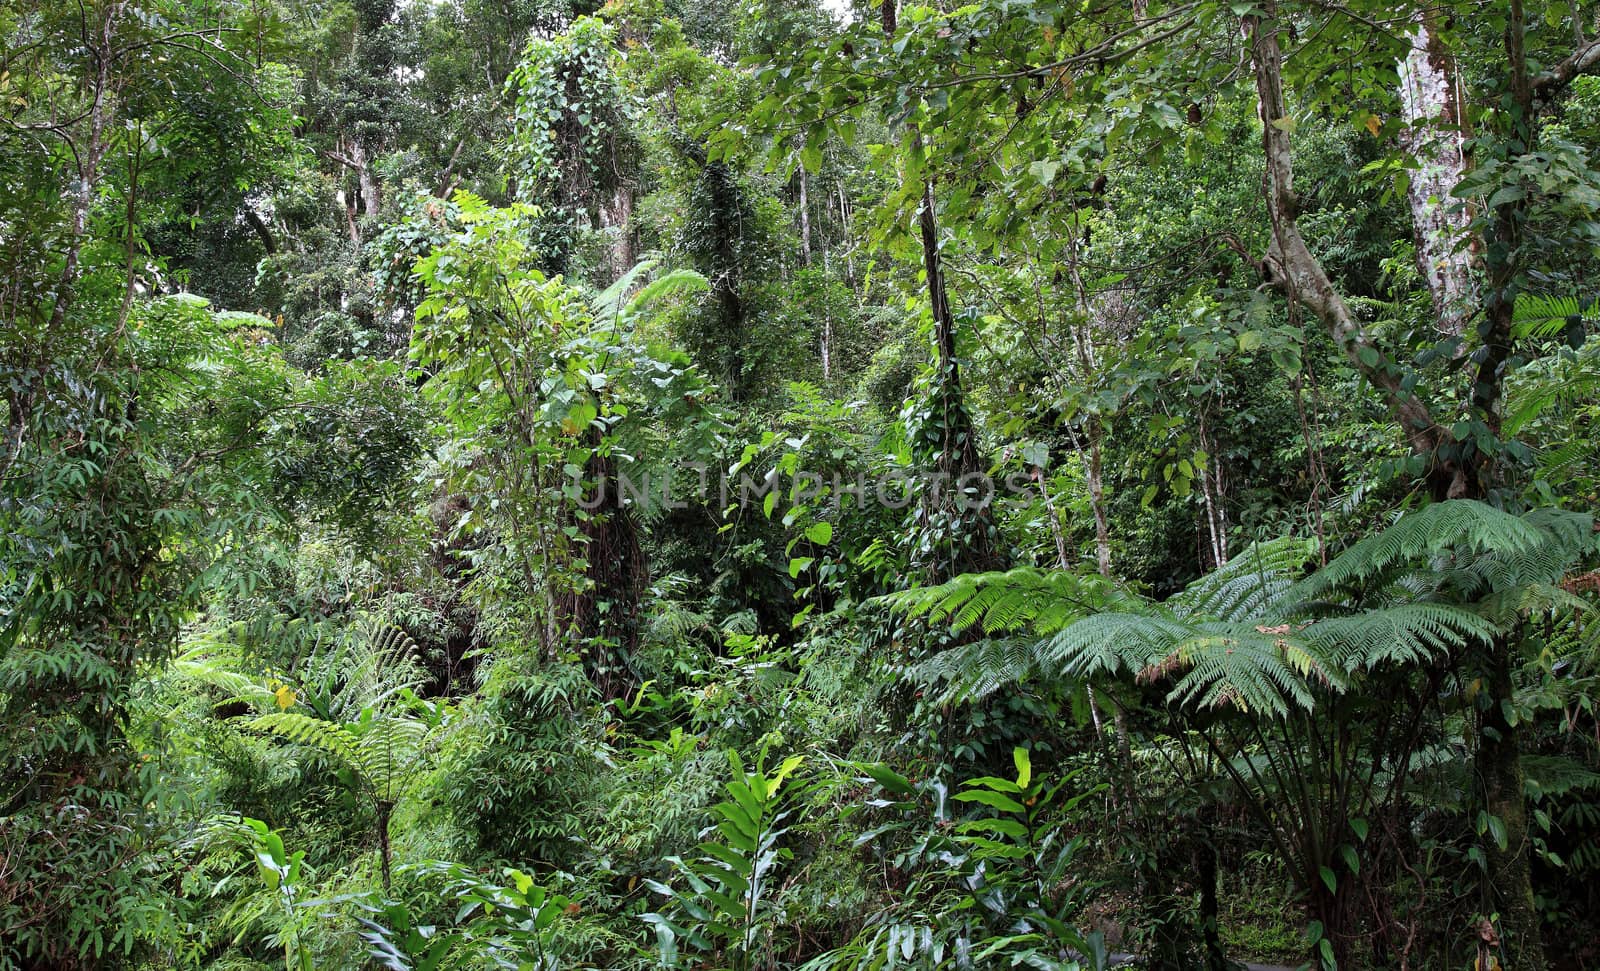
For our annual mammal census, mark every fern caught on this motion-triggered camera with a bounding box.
[890,503,1589,716]
[1172,537,1316,621]
[588,256,708,325]
[250,699,442,888]
[1289,500,1549,603]
[881,566,1123,636]
[1510,292,1596,340]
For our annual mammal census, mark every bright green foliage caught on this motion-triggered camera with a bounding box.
[643,750,808,969]
[810,749,1109,971]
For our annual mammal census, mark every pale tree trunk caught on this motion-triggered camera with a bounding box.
[820,248,833,380]
[332,137,379,242]
[605,185,635,281]
[1398,12,1478,337]
[797,166,813,266]
[354,139,380,220]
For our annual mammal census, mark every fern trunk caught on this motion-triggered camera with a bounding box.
[1477,642,1546,969]
[376,800,394,891]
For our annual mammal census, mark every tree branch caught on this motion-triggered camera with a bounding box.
[1244,2,1445,463]
[1533,36,1600,96]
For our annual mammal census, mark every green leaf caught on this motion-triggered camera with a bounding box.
[1028,159,1060,186]
[804,521,833,545]
[1012,747,1032,790]
[953,789,1026,813]
[859,762,915,795]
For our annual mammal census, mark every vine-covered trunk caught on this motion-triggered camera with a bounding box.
[1476,639,1545,968]
[883,0,1002,583]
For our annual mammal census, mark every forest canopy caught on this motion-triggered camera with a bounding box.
[3,0,1600,968]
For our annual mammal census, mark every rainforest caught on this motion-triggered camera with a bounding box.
[4,0,1600,968]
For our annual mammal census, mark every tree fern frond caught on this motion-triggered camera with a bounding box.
[1161,628,1325,714]
[1522,754,1600,800]
[249,712,364,777]
[351,715,431,801]
[1291,501,1546,602]
[905,637,1042,704]
[1511,292,1596,339]
[1300,603,1492,671]
[1041,612,1194,680]
[169,641,277,707]
[590,258,662,320]
[623,269,709,321]
[1173,537,1315,621]
[881,567,1119,635]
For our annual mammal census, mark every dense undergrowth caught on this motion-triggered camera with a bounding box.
[6,0,1600,969]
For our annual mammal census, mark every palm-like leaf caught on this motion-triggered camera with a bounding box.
[1288,500,1548,603]
[250,708,432,803]
[891,503,1589,716]
[589,257,708,325]
[883,567,1123,636]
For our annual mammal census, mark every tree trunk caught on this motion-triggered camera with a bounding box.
[1476,639,1544,969]
[354,138,381,220]
[50,0,126,331]
[797,166,813,266]
[883,0,1000,580]
[376,800,393,891]
[1242,2,1458,496]
[1466,12,1546,962]
[607,185,635,281]
[1198,838,1228,971]
[1398,11,1478,338]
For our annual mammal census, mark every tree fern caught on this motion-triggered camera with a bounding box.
[1171,537,1316,621]
[882,566,1123,636]
[1510,292,1596,341]
[249,701,441,888]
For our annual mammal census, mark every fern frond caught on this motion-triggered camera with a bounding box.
[1511,292,1596,339]
[905,637,1042,703]
[1300,603,1492,670]
[881,567,1119,636]
[1040,612,1194,681]
[590,258,662,320]
[351,715,431,801]
[1173,537,1315,621]
[1522,754,1600,800]
[250,711,363,775]
[1161,627,1327,714]
[623,269,708,320]
[1291,501,1546,602]
[169,641,277,708]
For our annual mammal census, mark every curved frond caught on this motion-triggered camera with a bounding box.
[351,715,431,800]
[1172,537,1315,621]
[590,257,662,320]
[905,637,1043,704]
[880,567,1120,636]
[1291,501,1547,602]
[624,269,709,320]
[250,711,363,775]
[1041,612,1194,680]
[1300,603,1492,670]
